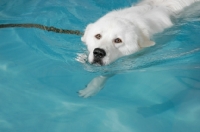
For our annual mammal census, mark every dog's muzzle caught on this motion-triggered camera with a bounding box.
[93,48,106,65]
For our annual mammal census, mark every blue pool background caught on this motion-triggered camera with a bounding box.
[0,0,200,131]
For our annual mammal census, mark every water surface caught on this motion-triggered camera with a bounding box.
[0,0,200,132]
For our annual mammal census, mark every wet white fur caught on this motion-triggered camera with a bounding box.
[82,0,199,65]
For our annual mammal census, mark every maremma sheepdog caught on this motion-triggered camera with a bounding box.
[79,0,200,98]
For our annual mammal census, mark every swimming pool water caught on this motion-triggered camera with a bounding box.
[0,0,200,132]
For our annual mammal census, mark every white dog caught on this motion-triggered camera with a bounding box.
[79,0,200,98]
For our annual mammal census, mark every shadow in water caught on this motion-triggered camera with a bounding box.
[137,76,200,117]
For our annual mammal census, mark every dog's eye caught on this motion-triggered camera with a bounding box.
[95,34,102,39]
[114,38,122,43]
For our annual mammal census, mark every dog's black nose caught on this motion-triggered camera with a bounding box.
[93,48,106,59]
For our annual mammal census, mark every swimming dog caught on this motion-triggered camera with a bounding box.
[79,0,200,98]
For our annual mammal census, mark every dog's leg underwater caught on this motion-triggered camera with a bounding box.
[78,74,114,98]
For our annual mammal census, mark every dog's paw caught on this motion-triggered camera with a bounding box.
[75,53,87,63]
[78,88,100,98]
[78,76,107,98]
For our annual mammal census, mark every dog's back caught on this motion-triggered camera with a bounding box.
[138,0,200,14]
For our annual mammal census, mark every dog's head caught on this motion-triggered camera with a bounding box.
[81,17,155,65]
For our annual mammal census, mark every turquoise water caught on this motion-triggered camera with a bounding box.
[0,0,200,132]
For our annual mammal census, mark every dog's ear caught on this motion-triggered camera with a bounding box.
[138,29,155,48]
[81,23,93,43]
